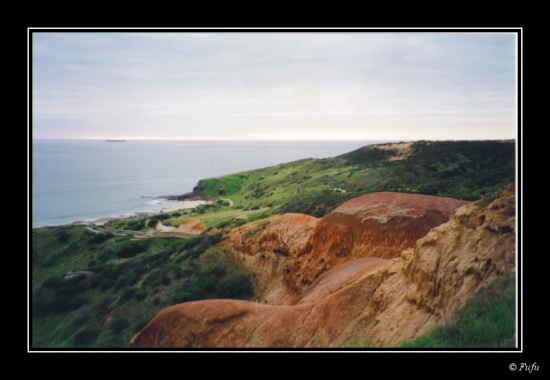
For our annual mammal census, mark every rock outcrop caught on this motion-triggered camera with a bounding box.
[284,192,470,297]
[130,188,515,348]
[219,213,319,305]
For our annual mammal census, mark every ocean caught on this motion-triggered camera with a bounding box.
[31,139,385,228]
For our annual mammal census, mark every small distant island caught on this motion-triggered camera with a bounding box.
[106,139,126,142]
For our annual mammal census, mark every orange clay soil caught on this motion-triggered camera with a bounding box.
[131,189,515,348]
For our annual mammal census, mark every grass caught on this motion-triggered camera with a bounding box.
[185,140,515,226]
[400,276,516,348]
[31,227,254,348]
[343,276,516,349]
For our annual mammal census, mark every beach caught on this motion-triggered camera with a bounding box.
[74,199,209,226]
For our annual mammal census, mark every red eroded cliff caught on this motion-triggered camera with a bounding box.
[284,192,470,296]
[130,189,515,348]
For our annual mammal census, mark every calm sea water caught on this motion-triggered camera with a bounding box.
[31,140,385,228]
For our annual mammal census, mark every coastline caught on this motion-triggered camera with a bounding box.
[35,199,210,228]
[79,199,209,226]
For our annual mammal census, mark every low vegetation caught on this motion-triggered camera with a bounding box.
[32,227,254,348]
[31,140,516,348]
[400,276,516,348]
[179,140,515,226]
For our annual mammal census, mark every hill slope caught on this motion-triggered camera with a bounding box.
[175,140,514,231]
[130,186,515,348]
[31,140,516,348]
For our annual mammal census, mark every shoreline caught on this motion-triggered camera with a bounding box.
[81,199,209,226]
[34,199,209,229]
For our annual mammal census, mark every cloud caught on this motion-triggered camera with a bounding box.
[31,31,518,140]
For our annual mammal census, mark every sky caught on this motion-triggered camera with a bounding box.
[31,30,518,141]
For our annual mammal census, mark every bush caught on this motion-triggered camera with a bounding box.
[57,230,69,243]
[134,288,148,301]
[118,240,149,258]
[114,276,129,289]
[72,304,92,322]
[118,288,136,304]
[70,295,89,310]
[170,291,194,304]
[216,274,254,299]
[216,220,231,229]
[89,233,114,244]
[100,278,114,291]
[42,276,63,290]
[216,199,231,207]
[102,265,122,280]
[89,275,103,288]
[168,249,255,305]
[109,317,130,334]
[73,327,100,347]
[55,282,87,298]
[100,246,114,261]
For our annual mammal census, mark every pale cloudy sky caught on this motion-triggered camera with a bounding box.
[31,30,518,140]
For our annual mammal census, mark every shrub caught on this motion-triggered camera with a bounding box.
[72,304,92,322]
[134,288,148,301]
[114,276,129,289]
[118,288,136,304]
[57,230,69,243]
[216,220,231,229]
[170,291,194,304]
[102,265,122,280]
[70,295,89,310]
[88,274,102,288]
[100,246,114,262]
[109,317,130,334]
[216,274,254,299]
[100,278,114,291]
[89,233,114,244]
[42,276,63,290]
[117,240,149,258]
[55,282,87,298]
[234,220,247,227]
[73,327,100,346]
[97,296,112,311]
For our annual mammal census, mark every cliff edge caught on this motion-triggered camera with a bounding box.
[130,187,515,348]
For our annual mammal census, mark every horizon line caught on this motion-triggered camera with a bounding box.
[31,137,517,142]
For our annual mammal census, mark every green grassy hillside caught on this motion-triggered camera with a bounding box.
[178,140,515,228]
[32,227,253,348]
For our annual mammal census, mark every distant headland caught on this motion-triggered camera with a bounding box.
[106,139,126,142]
